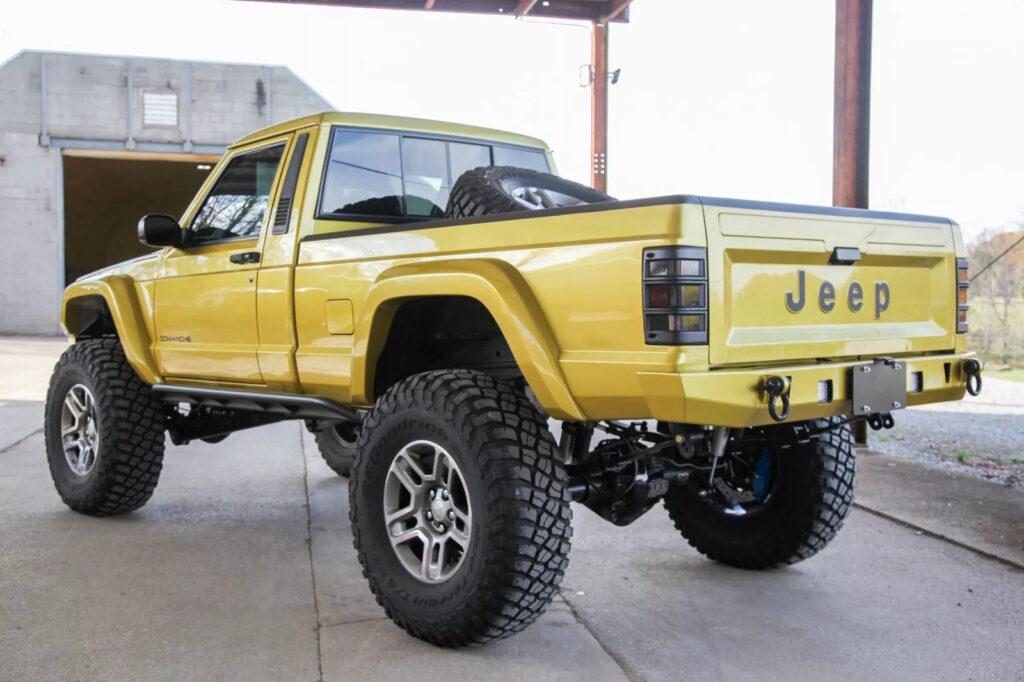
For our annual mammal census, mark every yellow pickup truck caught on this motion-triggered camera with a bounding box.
[45,112,982,647]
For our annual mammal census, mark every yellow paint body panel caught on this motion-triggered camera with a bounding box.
[58,113,975,430]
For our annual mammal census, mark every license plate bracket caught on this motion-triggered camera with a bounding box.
[851,358,907,415]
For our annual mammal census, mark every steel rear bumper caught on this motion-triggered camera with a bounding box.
[637,352,976,428]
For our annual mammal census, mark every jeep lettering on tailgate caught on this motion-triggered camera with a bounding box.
[785,269,891,319]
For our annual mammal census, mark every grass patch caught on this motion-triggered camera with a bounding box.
[987,367,1024,383]
[876,434,891,442]
[954,448,973,462]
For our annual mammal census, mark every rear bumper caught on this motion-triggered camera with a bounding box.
[636,353,974,428]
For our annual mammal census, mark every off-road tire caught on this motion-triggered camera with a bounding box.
[44,338,165,516]
[663,418,855,569]
[445,166,613,219]
[349,369,572,647]
[314,422,358,477]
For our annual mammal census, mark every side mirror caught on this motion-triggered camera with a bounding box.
[138,214,183,248]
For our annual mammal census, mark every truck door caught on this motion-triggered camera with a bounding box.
[153,138,289,384]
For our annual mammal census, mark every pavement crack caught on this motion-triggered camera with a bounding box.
[0,428,42,454]
[558,588,640,682]
[853,502,1024,572]
[301,427,325,682]
[320,616,388,630]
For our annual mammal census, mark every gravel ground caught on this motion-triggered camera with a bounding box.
[870,377,1024,487]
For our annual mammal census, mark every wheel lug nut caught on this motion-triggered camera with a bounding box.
[426,511,432,519]
[438,524,446,533]
[441,490,448,500]
[448,510,454,520]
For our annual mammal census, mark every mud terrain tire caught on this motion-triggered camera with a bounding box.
[349,369,572,646]
[663,419,855,569]
[445,166,613,218]
[44,339,165,516]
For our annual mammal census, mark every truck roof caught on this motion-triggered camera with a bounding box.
[231,111,551,151]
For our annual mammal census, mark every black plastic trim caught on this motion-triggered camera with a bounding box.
[696,196,951,225]
[272,133,308,235]
[153,384,362,422]
[829,246,862,265]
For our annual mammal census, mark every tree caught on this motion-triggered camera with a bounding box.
[969,227,1024,362]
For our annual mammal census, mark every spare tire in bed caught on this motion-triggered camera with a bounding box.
[444,166,614,219]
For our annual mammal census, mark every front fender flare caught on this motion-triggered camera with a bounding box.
[353,259,583,421]
[62,277,162,385]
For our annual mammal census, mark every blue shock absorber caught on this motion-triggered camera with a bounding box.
[752,449,772,501]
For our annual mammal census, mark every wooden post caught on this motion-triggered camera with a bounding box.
[591,21,608,192]
[833,0,873,445]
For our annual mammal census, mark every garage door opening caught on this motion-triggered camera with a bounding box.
[62,152,217,284]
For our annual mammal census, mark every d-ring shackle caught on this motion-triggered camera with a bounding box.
[963,359,983,397]
[764,376,791,422]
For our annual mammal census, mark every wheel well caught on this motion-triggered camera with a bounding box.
[372,296,521,399]
[65,295,117,338]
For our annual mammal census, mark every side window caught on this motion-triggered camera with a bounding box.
[449,141,491,185]
[316,128,551,221]
[493,146,549,172]
[402,137,448,218]
[320,131,404,217]
[190,144,285,245]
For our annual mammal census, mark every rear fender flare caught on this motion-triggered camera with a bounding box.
[353,259,583,421]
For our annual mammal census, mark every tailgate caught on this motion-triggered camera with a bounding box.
[701,199,958,367]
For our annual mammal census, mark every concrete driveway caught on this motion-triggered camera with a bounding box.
[1,338,1022,681]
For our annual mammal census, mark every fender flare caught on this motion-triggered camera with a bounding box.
[352,258,584,421]
[62,277,162,385]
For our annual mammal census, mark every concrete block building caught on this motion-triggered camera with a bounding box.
[0,50,332,334]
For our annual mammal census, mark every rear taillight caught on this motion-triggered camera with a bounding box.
[643,246,708,345]
[956,257,969,333]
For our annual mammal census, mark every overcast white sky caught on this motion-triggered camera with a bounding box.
[2,0,1022,243]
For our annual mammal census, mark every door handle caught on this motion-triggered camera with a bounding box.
[229,251,261,264]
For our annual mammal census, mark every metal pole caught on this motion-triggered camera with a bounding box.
[833,0,871,209]
[833,0,872,445]
[590,21,608,192]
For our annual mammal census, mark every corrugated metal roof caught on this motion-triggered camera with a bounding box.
[240,0,631,23]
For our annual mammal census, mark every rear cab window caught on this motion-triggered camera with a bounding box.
[316,126,549,222]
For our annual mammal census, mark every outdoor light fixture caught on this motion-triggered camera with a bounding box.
[196,164,212,170]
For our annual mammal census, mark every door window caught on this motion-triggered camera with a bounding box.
[189,144,285,245]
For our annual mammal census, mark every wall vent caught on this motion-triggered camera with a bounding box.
[143,92,178,126]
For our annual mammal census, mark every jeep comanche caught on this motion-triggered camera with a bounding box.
[45,112,983,647]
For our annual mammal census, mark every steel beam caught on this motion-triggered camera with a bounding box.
[601,0,631,23]
[515,0,538,17]
[239,1,630,23]
[833,0,873,445]
[833,0,871,209]
[590,21,608,192]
